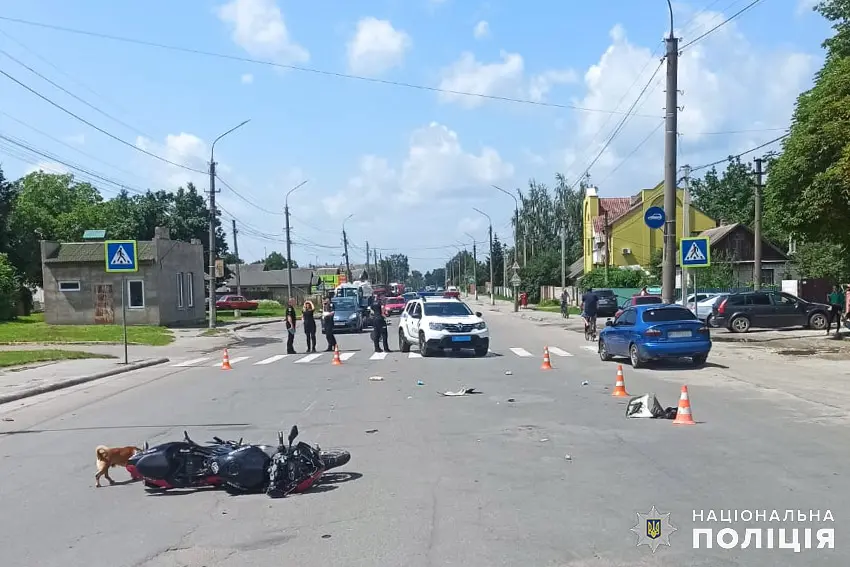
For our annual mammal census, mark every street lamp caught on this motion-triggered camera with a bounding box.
[492,184,523,267]
[342,214,353,283]
[464,232,478,300]
[208,119,250,328]
[472,207,495,306]
[284,179,309,301]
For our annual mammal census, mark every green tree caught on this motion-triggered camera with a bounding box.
[644,248,663,284]
[790,240,850,282]
[690,157,755,227]
[168,182,228,262]
[580,267,648,290]
[408,269,424,290]
[0,252,19,320]
[262,251,297,270]
[517,248,561,302]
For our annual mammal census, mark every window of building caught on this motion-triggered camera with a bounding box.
[187,272,194,307]
[128,280,145,309]
[177,273,184,308]
[58,281,80,292]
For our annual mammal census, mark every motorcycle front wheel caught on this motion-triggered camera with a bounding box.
[320,450,351,471]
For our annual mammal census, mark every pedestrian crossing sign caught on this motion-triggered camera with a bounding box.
[680,237,710,268]
[105,240,138,273]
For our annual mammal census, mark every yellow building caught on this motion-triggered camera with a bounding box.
[582,183,717,276]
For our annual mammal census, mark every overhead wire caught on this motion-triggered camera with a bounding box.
[688,133,789,173]
[680,0,765,51]
[0,15,661,118]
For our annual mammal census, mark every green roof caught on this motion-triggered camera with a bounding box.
[44,242,157,263]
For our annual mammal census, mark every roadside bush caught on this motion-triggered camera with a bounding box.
[538,299,559,307]
[0,253,20,321]
[257,299,282,309]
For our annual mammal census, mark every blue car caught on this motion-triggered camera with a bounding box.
[597,304,711,368]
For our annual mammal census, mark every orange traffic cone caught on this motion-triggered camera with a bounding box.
[541,346,553,370]
[221,348,232,370]
[673,385,696,425]
[332,345,342,366]
[612,364,629,397]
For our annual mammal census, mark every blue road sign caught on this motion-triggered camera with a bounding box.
[105,240,138,273]
[680,237,711,268]
[644,206,666,229]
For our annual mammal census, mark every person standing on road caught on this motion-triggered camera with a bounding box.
[321,298,337,352]
[285,298,298,354]
[827,285,844,336]
[639,286,649,296]
[369,304,392,353]
[302,300,317,353]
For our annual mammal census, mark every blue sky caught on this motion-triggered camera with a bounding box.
[0,0,832,271]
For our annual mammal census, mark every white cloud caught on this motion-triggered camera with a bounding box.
[796,0,819,15]
[473,21,490,40]
[65,134,85,145]
[438,50,577,108]
[457,216,483,233]
[241,73,254,84]
[557,17,816,196]
[215,0,308,64]
[135,133,210,189]
[346,18,412,75]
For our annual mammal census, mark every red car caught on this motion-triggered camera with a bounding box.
[216,295,259,310]
[614,295,662,318]
[382,296,405,316]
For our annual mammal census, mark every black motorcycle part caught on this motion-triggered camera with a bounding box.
[212,445,272,492]
[320,450,351,471]
[266,441,324,498]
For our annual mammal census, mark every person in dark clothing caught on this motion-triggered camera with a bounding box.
[285,297,297,354]
[370,304,391,352]
[827,285,844,336]
[321,298,337,351]
[580,288,600,338]
[302,300,317,353]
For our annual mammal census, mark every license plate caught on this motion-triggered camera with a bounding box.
[451,336,472,342]
[334,322,345,327]
[668,330,691,338]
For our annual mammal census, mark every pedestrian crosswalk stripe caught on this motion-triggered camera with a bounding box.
[370,352,387,360]
[212,356,249,366]
[581,345,597,352]
[295,353,323,363]
[510,347,532,357]
[339,352,355,361]
[548,347,573,357]
[173,357,210,367]
[408,352,421,358]
[255,354,288,365]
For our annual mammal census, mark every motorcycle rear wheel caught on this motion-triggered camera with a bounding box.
[320,450,351,470]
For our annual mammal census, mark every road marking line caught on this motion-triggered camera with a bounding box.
[408,352,422,358]
[340,352,356,361]
[370,352,387,360]
[581,345,597,352]
[212,356,249,366]
[173,357,209,367]
[255,354,288,365]
[548,347,573,357]
[294,353,323,363]
[510,347,532,357]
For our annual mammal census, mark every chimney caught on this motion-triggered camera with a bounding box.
[154,226,171,240]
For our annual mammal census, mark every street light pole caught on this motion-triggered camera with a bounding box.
[492,185,522,268]
[464,232,478,300]
[342,214,353,283]
[473,207,494,306]
[284,180,309,301]
[208,119,250,328]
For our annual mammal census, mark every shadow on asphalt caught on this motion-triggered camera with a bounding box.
[0,423,252,436]
[142,472,363,497]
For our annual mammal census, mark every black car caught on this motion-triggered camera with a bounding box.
[593,289,619,318]
[712,291,830,333]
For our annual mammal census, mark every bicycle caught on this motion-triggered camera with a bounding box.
[583,315,597,341]
[560,302,568,318]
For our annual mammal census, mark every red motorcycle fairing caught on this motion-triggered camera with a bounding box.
[140,476,223,490]
[293,467,325,493]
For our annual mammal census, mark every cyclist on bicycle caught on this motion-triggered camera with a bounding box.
[581,287,600,337]
[560,289,570,318]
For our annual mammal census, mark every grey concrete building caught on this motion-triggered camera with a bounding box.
[41,227,205,326]
[223,264,315,303]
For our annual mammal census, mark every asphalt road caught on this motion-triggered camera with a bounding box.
[0,304,846,566]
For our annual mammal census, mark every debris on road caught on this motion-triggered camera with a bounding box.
[416,380,424,386]
[581,380,589,386]
[507,398,515,402]
[505,370,513,375]
[438,388,480,396]
[625,393,677,419]
[369,376,384,381]
[540,438,549,442]
[565,454,572,461]
[365,429,379,434]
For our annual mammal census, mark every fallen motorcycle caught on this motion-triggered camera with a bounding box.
[127,426,350,496]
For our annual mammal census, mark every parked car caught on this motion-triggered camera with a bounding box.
[693,294,728,326]
[614,294,663,318]
[681,292,720,311]
[443,288,460,299]
[598,304,712,368]
[215,295,258,311]
[331,297,364,333]
[383,296,406,316]
[712,291,830,333]
[594,289,619,318]
[402,292,419,304]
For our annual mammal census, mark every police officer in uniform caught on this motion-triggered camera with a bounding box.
[370,303,392,353]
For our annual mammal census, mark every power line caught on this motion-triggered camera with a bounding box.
[689,133,788,173]
[597,119,665,185]
[0,15,661,118]
[680,0,765,51]
[0,66,205,173]
[686,127,788,135]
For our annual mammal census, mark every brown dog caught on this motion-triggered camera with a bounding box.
[95,445,141,487]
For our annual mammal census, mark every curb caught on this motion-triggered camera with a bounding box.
[231,318,285,331]
[0,357,170,405]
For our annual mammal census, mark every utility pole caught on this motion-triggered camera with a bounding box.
[472,240,478,300]
[603,211,610,286]
[284,204,293,301]
[231,219,241,297]
[342,229,351,283]
[753,158,763,291]
[661,6,680,305]
[207,160,217,328]
[373,249,378,284]
[365,241,370,281]
[488,223,495,305]
[560,224,566,292]
[682,165,691,306]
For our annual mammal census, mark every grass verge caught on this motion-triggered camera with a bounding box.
[200,328,230,337]
[213,306,296,323]
[535,305,582,315]
[0,349,115,368]
[0,314,174,346]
